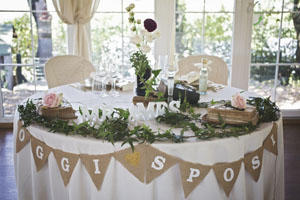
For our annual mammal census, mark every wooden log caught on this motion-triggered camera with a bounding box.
[132,96,159,107]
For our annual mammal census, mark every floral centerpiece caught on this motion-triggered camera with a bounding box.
[126,3,160,96]
[39,92,77,120]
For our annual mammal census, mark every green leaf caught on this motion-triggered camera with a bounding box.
[217,114,224,124]
[79,107,83,115]
[152,69,162,77]
[210,99,216,105]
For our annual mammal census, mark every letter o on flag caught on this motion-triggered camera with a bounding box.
[18,129,25,142]
[223,168,234,182]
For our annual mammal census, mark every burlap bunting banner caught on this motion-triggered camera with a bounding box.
[264,122,278,155]
[53,149,79,186]
[244,146,264,182]
[15,119,279,196]
[179,160,211,198]
[16,121,31,153]
[80,153,112,190]
[213,159,242,197]
[145,145,178,184]
[113,144,146,183]
[30,136,52,172]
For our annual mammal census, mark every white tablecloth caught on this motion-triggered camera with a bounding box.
[13,85,284,200]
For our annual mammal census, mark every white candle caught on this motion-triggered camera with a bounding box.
[169,15,175,66]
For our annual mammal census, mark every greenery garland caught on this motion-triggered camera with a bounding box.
[18,97,280,151]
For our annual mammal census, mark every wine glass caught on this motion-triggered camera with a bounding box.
[97,62,109,97]
[108,63,121,97]
[156,55,168,81]
[91,72,102,95]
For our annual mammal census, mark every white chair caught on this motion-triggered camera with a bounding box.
[44,55,95,88]
[177,55,228,85]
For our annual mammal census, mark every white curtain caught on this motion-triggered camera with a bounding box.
[52,0,100,61]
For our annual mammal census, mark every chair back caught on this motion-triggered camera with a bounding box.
[44,55,95,88]
[177,55,228,85]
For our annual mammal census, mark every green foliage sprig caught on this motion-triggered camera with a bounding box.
[129,51,150,78]
[18,96,280,151]
[247,97,280,122]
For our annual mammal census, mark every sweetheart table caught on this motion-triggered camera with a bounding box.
[13,85,284,200]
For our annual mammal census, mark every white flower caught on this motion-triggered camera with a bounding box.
[141,44,151,53]
[140,28,148,37]
[145,33,155,43]
[130,35,142,45]
[129,3,135,9]
[153,31,160,38]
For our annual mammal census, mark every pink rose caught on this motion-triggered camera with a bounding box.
[42,92,63,108]
[231,93,246,109]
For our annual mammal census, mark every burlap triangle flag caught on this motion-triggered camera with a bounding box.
[80,153,112,190]
[243,146,264,182]
[179,160,211,198]
[145,145,178,184]
[213,159,242,197]
[53,149,79,187]
[264,122,278,156]
[30,136,52,172]
[113,144,146,183]
[16,120,31,153]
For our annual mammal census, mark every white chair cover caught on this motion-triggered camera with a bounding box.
[177,55,228,85]
[44,55,95,88]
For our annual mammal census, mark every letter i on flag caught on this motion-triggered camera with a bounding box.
[80,153,112,190]
[264,122,278,156]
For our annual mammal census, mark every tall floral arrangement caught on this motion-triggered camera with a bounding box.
[126,3,160,79]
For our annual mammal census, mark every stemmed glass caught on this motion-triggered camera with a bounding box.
[92,62,108,97]
[157,55,168,81]
[108,63,121,97]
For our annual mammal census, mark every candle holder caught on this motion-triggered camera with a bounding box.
[166,64,178,102]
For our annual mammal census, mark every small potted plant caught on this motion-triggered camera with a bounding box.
[126,3,160,96]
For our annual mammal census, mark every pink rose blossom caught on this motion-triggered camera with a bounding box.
[231,93,246,109]
[42,92,63,108]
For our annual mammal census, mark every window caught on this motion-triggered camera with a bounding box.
[0,0,299,121]
[0,0,68,120]
[91,0,155,76]
[175,0,234,66]
[249,0,300,116]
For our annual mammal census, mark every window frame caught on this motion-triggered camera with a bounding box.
[0,0,299,122]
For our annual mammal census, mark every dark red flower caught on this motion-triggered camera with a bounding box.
[144,18,157,32]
